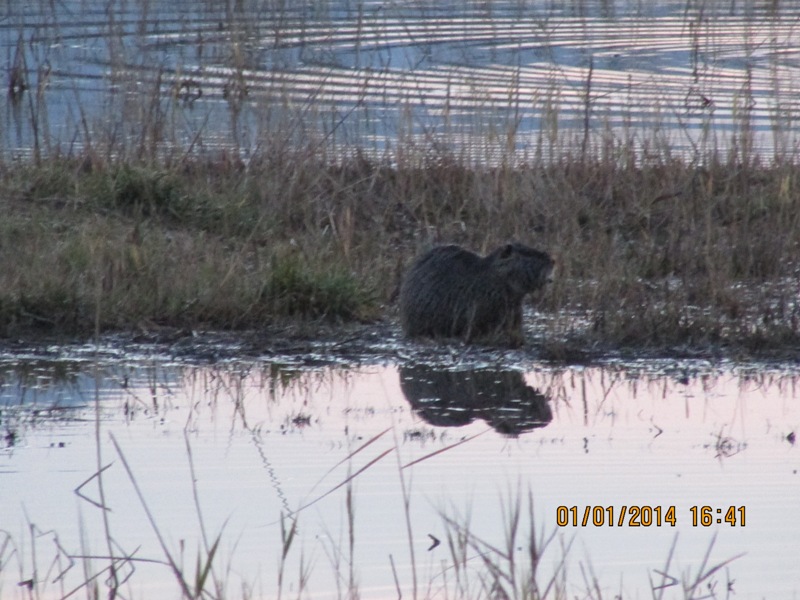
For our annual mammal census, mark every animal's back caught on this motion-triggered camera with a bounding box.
[399,245,483,338]
[399,242,554,345]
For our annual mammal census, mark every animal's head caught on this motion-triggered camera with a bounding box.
[491,242,554,293]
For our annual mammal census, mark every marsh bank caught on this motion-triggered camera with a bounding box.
[2,155,800,363]
[2,2,800,598]
[3,0,800,358]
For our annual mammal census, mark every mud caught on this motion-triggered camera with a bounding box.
[2,309,798,372]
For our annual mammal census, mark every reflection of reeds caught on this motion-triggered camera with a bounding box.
[2,359,777,599]
[2,468,743,599]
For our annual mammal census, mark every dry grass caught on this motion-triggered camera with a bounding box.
[1,149,798,356]
[1,0,799,356]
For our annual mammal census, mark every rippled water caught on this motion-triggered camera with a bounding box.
[1,349,798,599]
[2,0,799,159]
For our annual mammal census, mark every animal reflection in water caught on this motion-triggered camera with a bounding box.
[398,365,552,437]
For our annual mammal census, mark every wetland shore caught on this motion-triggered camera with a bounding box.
[2,153,799,364]
[3,4,800,599]
[3,0,800,364]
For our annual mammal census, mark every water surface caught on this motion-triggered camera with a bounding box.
[2,350,798,598]
[2,0,799,159]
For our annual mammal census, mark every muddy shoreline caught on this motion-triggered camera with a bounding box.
[2,314,798,370]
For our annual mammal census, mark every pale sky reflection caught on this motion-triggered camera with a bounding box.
[1,360,798,599]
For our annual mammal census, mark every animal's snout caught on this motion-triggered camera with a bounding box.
[543,260,556,284]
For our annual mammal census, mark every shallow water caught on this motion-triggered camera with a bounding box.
[1,348,798,599]
[2,0,800,159]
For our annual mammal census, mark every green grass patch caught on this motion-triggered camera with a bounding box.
[262,255,375,322]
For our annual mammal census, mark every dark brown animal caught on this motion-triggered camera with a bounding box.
[399,243,554,346]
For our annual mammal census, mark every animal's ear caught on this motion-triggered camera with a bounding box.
[500,243,514,258]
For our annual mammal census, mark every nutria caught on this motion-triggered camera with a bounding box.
[399,243,554,346]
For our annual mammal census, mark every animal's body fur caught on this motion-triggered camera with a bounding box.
[399,243,554,346]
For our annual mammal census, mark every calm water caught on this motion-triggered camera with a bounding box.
[1,350,798,599]
[2,0,800,160]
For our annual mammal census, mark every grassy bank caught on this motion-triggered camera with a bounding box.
[2,0,799,358]
[1,149,799,357]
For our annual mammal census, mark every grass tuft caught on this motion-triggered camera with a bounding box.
[262,255,374,322]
